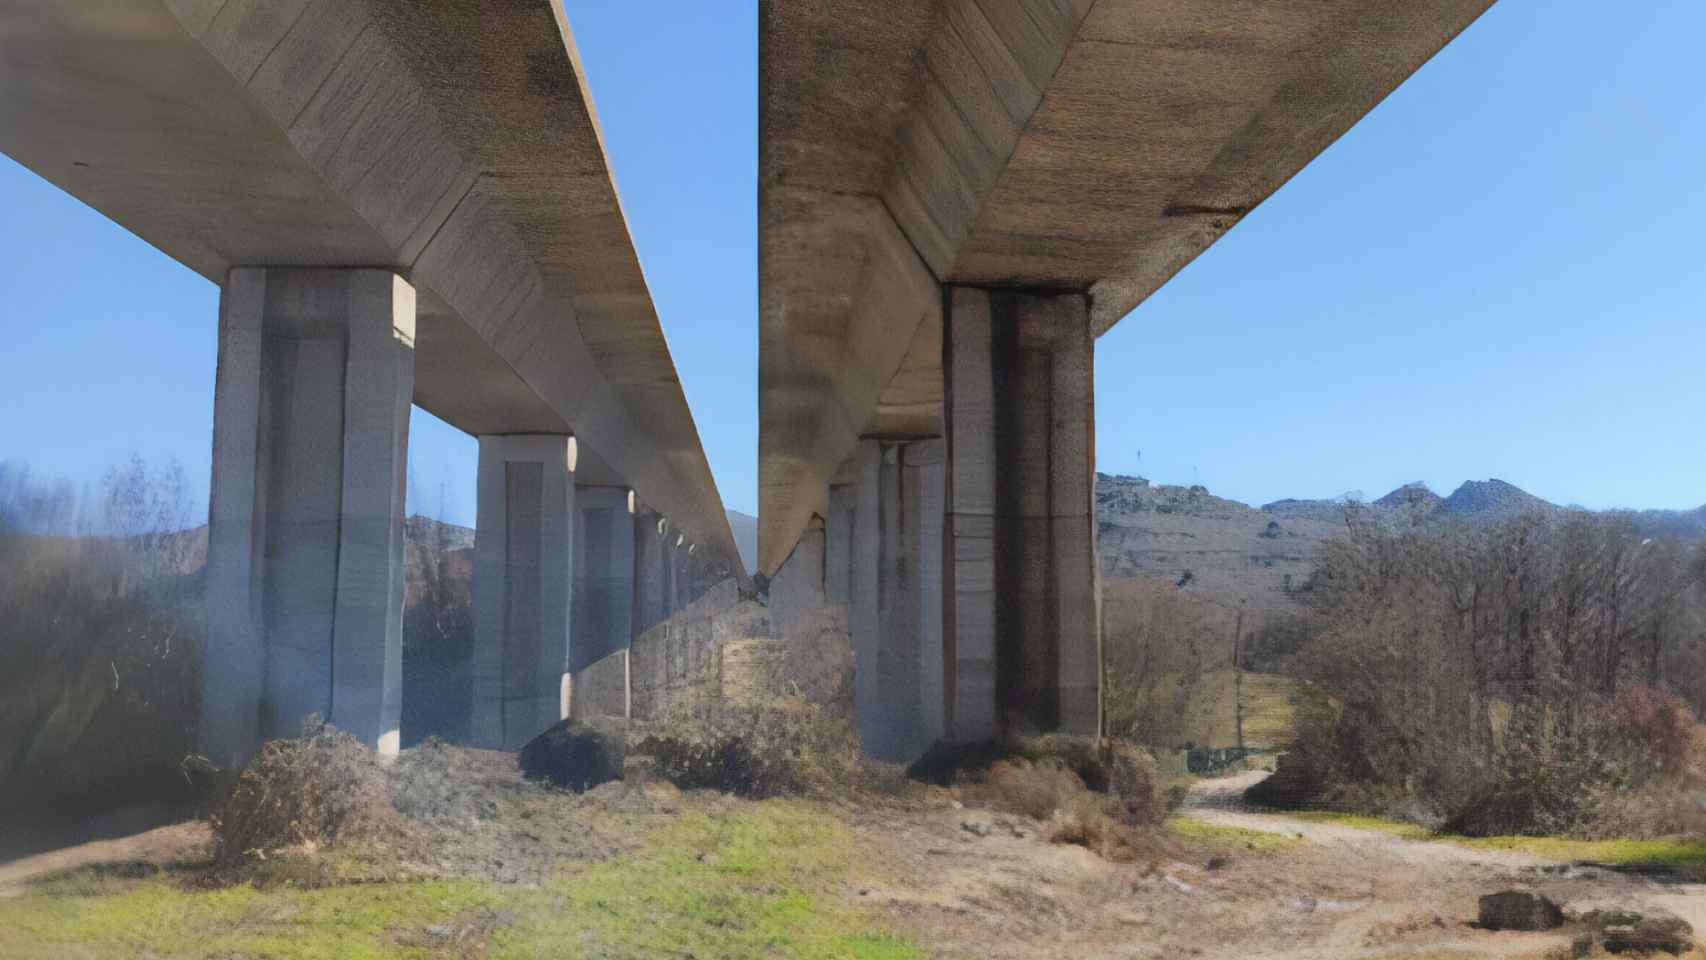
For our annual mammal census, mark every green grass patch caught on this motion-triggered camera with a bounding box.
[1285,811,1706,879]
[0,800,922,960]
[1449,834,1706,878]
[1164,816,1303,851]
[1289,811,1432,841]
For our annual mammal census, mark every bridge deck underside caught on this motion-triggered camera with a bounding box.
[758,0,1494,574]
[0,0,738,571]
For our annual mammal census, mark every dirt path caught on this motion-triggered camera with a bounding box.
[0,820,210,899]
[1182,770,1548,871]
[1181,771,1706,934]
[855,773,1705,959]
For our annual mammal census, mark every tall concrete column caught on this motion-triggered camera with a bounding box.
[943,286,1100,742]
[572,486,635,672]
[768,514,825,639]
[632,508,669,637]
[202,268,414,767]
[825,483,856,606]
[471,435,576,751]
[849,438,945,760]
[850,439,883,752]
[904,439,948,746]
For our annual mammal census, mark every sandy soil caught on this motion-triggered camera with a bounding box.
[3,762,1699,958]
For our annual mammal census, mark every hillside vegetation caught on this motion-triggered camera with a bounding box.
[1253,507,1706,839]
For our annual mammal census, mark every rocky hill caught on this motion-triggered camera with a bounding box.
[1436,478,1557,520]
[1097,476,1341,616]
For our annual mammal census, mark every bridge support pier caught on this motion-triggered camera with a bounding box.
[472,435,576,751]
[767,515,825,639]
[825,483,856,606]
[202,268,415,767]
[849,438,946,761]
[632,508,670,637]
[572,486,636,674]
[942,286,1101,743]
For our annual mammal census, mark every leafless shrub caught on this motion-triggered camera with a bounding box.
[211,719,391,864]
[1274,508,1706,837]
[971,753,1160,860]
[1102,578,1224,748]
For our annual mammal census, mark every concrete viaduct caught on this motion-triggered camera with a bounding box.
[760,0,1497,759]
[1,0,740,765]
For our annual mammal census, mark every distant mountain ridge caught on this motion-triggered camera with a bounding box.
[1260,478,1703,533]
[1099,474,1704,614]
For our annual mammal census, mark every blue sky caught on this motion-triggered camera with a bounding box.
[1,0,1701,527]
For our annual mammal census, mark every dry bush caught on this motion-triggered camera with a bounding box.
[1615,685,1698,776]
[1049,789,1139,858]
[634,695,871,799]
[388,736,499,822]
[211,719,391,863]
[1275,511,1706,837]
[983,758,1088,820]
[973,755,1158,860]
[911,735,1167,861]
[1102,578,1227,748]
[913,736,1169,828]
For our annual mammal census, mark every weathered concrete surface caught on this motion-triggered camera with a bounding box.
[758,0,1497,574]
[834,438,945,760]
[568,647,630,722]
[944,288,1099,740]
[767,516,826,642]
[572,485,636,673]
[202,268,413,766]
[824,483,856,606]
[632,508,670,639]
[0,0,739,577]
[472,435,576,752]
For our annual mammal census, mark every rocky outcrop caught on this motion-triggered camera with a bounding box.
[1582,908,1696,956]
[1476,890,1563,931]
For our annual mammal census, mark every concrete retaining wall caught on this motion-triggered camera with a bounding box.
[571,579,790,721]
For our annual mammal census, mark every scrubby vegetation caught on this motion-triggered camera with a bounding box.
[1255,508,1706,840]
[210,719,392,866]
[399,512,474,746]
[906,735,1173,860]
[0,459,205,828]
[1102,578,1300,762]
[635,694,873,799]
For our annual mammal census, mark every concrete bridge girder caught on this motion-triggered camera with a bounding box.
[0,0,739,572]
[760,0,1496,748]
[2,0,745,761]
